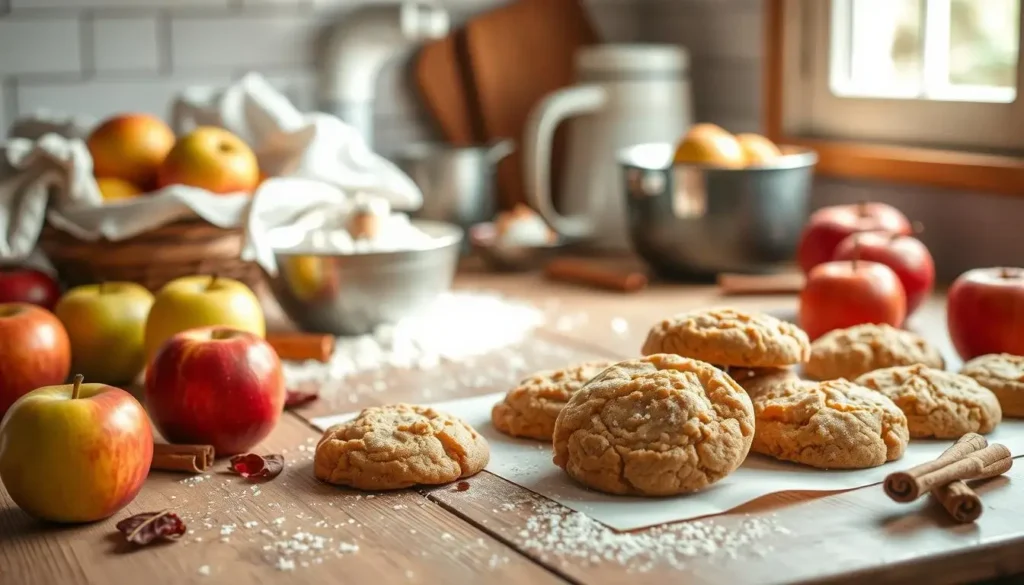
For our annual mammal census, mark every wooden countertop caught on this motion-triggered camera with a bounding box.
[2,272,1022,585]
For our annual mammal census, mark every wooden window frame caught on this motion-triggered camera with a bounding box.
[764,0,1024,196]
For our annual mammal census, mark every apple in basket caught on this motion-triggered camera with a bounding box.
[0,265,61,310]
[87,113,176,191]
[145,327,285,455]
[157,126,260,195]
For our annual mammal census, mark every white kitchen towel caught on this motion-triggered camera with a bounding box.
[0,72,423,269]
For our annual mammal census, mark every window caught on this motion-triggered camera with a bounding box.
[778,0,1024,153]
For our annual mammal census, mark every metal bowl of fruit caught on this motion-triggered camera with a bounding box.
[618,125,817,279]
[266,219,462,336]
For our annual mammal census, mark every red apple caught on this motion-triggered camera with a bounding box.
[0,266,61,310]
[947,267,1024,360]
[833,230,935,317]
[145,326,285,455]
[0,375,153,523]
[797,202,912,274]
[0,303,72,417]
[799,259,907,340]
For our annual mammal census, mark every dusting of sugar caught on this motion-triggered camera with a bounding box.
[281,292,546,399]
[504,494,785,572]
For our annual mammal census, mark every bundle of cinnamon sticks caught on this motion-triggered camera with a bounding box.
[883,433,1013,523]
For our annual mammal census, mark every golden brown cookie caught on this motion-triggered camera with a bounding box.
[855,365,1002,439]
[491,361,616,440]
[752,379,909,469]
[960,353,1024,418]
[314,404,489,490]
[552,354,754,496]
[804,323,944,381]
[641,308,810,368]
[727,367,802,400]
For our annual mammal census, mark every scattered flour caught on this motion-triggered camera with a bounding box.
[282,291,546,388]
[505,495,786,573]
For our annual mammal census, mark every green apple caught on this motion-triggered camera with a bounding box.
[144,275,265,362]
[54,282,154,385]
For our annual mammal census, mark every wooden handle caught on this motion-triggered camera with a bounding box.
[266,333,335,363]
[717,272,805,295]
[543,258,648,293]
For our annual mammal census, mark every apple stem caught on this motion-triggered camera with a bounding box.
[851,239,861,270]
[71,374,84,400]
[99,280,108,295]
[856,200,869,216]
[206,273,219,291]
[911,221,925,236]
[1000,267,1017,279]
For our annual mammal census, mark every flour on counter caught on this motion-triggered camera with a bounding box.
[282,291,546,386]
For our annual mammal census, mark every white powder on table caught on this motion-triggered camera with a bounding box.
[282,291,546,388]
[504,495,785,573]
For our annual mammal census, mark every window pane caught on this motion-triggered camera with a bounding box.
[949,0,1020,88]
[835,0,924,96]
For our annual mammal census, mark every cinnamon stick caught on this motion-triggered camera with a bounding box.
[543,258,648,293]
[933,479,983,523]
[152,443,215,474]
[717,272,805,295]
[266,333,335,363]
[883,433,1013,503]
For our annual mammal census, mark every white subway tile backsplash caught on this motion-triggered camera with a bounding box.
[0,18,81,75]
[16,76,230,122]
[169,15,320,70]
[92,17,160,73]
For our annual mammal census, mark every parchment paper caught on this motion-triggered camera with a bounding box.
[312,392,1024,532]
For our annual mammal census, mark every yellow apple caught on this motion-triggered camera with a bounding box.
[54,282,154,385]
[673,124,746,168]
[0,375,153,523]
[144,275,265,362]
[736,133,783,166]
[96,177,143,202]
[87,113,176,190]
[157,126,260,195]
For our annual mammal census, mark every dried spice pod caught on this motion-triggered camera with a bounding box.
[285,389,319,410]
[116,510,187,546]
[229,453,285,481]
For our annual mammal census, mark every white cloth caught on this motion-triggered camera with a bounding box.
[0,72,424,275]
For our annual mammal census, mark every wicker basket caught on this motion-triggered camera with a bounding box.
[38,220,264,293]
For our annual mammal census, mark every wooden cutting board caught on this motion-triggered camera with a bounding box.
[413,33,478,146]
[464,0,599,210]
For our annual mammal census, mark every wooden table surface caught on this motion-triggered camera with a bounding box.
[3,271,1023,585]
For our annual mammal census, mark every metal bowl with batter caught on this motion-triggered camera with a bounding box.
[266,219,462,336]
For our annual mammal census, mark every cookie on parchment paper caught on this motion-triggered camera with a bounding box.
[856,365,1001,439]
[804,323,944,381]
[641,307,810,368]
[314,404,489,491]
[491,361,616,440]
[552,354,754,497]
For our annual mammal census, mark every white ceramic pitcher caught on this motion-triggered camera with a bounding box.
[523,44,693,251]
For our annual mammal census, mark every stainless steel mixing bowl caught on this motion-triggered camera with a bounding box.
[618,142,817,279]
[267,220,462,336]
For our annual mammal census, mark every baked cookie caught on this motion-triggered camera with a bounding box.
[960,353,1024,417]
[804,323,944,381]
[314,404,489,490]
[641,308,810,368]
[728,367,802,400]
[855,365,1002,438]
[752,379,909,469]
[491,361,616,440]
[552,354,754,496]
